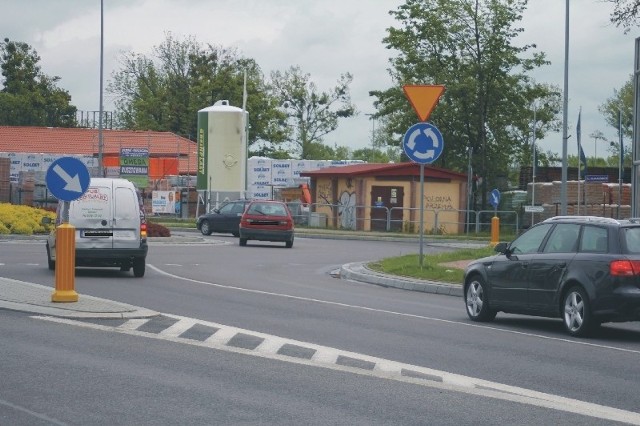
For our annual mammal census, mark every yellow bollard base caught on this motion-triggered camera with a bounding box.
[51,289,79,303]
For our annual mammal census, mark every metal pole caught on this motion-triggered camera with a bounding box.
[619,109,624,218]
[560,0,570,215]
[466,147,472,234]
[419,163,424,267]
[98,0,104,177]
[531,104,536,225]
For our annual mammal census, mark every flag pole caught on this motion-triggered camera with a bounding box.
[577,107,582,215]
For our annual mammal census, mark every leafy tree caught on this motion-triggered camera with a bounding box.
[0,38,76,127]
[371,0,560,208]
[605,0,640,33]
[269,66,356,159]
[108,33,286,151]
[599,75,633,140]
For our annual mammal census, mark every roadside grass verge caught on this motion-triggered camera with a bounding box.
[368,245,497,284]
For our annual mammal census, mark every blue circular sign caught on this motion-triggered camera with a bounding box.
[45,157,91,201]
[402,122,444,164]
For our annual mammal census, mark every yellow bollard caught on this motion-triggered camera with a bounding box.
[51,223,79,302]
[490,216,500,247]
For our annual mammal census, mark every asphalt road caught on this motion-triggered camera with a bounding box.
[2,234,640,424]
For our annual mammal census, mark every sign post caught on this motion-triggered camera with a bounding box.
[402,85,445,267]
[489,189,500,246]
[45,157,90,302]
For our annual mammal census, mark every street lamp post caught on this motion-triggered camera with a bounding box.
[365,114,375,162]
[531,103,537,226]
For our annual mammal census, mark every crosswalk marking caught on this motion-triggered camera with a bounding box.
[32,313,640,425]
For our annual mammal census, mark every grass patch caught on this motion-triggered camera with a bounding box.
[368,245,497,284]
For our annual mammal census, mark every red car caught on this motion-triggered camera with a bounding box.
[239,200,295,248]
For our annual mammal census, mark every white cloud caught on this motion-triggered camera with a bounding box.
[1,0,635,158]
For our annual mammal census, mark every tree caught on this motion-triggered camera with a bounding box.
[599,75,633,140]
[0,38,76,127]
[371,0,560,208]
[108,33,286,151]
[605,0,640,33]
[269,66,356,159]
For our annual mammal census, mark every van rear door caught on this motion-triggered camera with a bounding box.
[112,181,141,250]
[71,182,114,250]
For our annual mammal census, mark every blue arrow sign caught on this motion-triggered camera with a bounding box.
[45,157,91,202]
[402,123,444,164]
[490,188,500,209]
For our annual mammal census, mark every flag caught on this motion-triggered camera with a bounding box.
[577,110,587,179]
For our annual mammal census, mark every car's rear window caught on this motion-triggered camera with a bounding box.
[623,227,640,253]
[248,203,288,216]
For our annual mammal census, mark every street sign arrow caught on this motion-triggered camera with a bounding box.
[53,164,82,193]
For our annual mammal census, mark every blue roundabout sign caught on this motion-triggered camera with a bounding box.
[402,123,444,164]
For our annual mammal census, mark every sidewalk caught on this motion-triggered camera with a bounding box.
[0,230,471,318]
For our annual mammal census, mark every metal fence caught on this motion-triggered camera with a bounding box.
[301,202,520,235]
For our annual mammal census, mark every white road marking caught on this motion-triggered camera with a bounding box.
[0,398,68,426]
[34,314,640,425]
[117,318,150,331]
[147,264,640,356]
[159,318,197,338]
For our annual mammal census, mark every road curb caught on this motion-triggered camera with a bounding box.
[340,262,463,297]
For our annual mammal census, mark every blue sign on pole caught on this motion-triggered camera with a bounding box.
[402,123,444,164]
[45,157,91,202]
[490,188,501,209]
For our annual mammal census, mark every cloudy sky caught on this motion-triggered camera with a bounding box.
[1,0,636,159]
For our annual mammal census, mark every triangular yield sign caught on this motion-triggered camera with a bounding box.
[403,85,445,121]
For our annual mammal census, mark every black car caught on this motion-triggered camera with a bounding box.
[196,200,250,236]
[463,216,640,336]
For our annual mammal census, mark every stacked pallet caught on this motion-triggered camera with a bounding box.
[527,182,553,204]
[0,157,10,202]
[603,183,632,205]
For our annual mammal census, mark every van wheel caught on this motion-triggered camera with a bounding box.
[46,244,55,271]
[133,258,145,277]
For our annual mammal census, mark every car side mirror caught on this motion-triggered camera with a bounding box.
[213,208,220,214]
[494,242,509,254]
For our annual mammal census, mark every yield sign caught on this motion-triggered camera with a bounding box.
[403,85,445,121]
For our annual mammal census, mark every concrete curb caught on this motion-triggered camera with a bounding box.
[340,262,463,297]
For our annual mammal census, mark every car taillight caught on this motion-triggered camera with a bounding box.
[140,222,147,239]
[610,260,640,276]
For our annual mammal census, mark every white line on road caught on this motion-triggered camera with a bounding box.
[35,313,640,425]
[147,264,640,356]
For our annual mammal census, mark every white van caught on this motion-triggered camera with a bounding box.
[46,178,148,277]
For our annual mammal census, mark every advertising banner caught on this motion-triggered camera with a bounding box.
[152,190,178,214]
[120,147,149,188]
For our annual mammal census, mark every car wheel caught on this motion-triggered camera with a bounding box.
[465,275,497,322]
[563,286,596,337]
[133,258,145,278]
[200,221,212,236]
[239,238,247,246]
[46,244,55,271]
[285,239,293,248]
